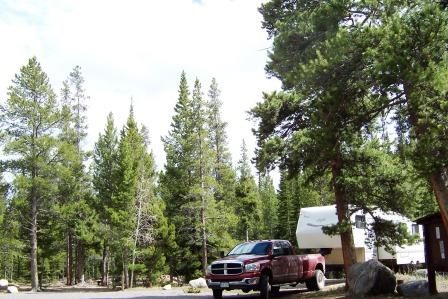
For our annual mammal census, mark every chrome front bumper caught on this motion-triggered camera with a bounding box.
[207,277,260,290]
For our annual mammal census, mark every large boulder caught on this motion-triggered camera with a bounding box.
[7,286,18,293]
[397,280,430,297]
[0,279,8,290]
[348,259,396,297]
[189,277,207,288]
[162,284,172,290]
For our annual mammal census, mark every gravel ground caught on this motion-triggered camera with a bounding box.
[0,280,345,299]
[9,278,447,299]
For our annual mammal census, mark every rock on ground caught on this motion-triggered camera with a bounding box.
[397,280,430,297]
[0,279,8,290]
[7,286,18,293]
[348,259,396,297]
[189,278,207,288]
[162,284,172,290]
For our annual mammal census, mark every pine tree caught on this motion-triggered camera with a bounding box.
[372,0,448,234]
[255,1,424,280]
[114,106,146,289]
[129,125,169,287]
[58,65,92,285]
[276,170,294,241]
[161,73,234,279]
[189,79,215,275]
[161,71,193,218]
[160,72,194,279]
[0,57,63,291]
[235,140,262,241]
[258,173,278,239]
[93,112,119,286]
[207,78,236,205]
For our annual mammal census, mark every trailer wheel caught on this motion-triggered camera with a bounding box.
[213,289,223,299]
[259,274,270,299]
[305,269,325,291]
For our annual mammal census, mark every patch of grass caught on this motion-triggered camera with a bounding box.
[283,286,346,299]
[436,272,448,292]
[185,286,201,293]
[396,272,448,292]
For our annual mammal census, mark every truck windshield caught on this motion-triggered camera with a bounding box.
[228,242,270,256]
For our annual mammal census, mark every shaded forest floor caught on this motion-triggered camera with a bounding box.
[3,275,447,298]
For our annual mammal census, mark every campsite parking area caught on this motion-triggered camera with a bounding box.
[0,280,344,299]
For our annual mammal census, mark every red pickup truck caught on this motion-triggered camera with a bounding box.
[206,240,325,299]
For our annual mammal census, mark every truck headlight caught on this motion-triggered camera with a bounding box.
[206,265,212,275]
[244,263,260,272]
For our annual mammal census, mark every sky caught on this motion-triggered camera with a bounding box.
[0,0,281,183]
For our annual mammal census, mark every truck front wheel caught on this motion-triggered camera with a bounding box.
[213,289,223,299]
[259,274,270,299]
[305,269,325,291]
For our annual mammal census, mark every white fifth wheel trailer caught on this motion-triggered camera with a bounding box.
[296,205,425,271]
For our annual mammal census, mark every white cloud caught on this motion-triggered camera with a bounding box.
[0,0,281,185]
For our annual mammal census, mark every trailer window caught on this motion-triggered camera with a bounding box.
[355,215,366,229]
[411,224,419,235]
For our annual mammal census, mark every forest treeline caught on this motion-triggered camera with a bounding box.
[0,0,446,292]
[0,59,333,291]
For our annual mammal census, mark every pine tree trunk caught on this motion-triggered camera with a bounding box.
[331,158,357,287]
[429,172,448,233]
[66,231,73,285]
[121,259,125,291]
[101,240,108,286]
[199,130,208,276]
[131,187,143,289]
[124,254,129,288]
[201,203,207,276]
[76,241,85,284]
[130,252,134,289]
[30,186,39,292]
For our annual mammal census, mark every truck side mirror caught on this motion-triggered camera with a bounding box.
[219,251,225,258]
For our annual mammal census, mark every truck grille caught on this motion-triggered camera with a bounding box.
[211,262,243,275]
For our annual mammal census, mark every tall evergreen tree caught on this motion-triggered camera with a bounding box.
[276,170,295,241]
[129,126,170,287]
[207,78,236,205]
[258,173,278,239]
[114,106,146,289]
[0,57,63,291]
[234,140,262,241]
[161,73,234,279]
[206,78,238,253]
[371,0,448,233]
[58,65,92,285]
[93,112,119,286]
[190,79,216,275]
[160,72,195,278]
[255,1,421,280]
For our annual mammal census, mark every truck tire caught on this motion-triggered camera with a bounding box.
[213,289,223,299]
[259,274,270,299]
[305,269,325,291]
[271,286,280,295]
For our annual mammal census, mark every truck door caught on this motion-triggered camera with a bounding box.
[282,241,300,282]
[271,241,290,284]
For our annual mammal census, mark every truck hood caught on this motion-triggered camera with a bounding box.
[213,254,269,264]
